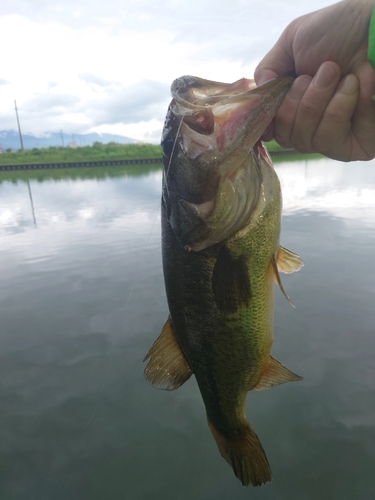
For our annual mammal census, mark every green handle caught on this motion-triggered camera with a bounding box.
[369,6,375,69]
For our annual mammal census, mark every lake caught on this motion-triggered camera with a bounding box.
[1,157,375,500]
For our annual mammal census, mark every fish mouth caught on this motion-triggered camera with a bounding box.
[165,75,293,251]
[171,75,293,164]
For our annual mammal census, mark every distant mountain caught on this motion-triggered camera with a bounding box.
[0,130,135,151]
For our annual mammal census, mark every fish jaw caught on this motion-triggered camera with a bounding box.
[162,75,293,251]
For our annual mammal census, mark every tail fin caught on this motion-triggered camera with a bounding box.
[208,419,271,487]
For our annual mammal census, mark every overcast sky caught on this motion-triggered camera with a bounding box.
[0,0,336,143]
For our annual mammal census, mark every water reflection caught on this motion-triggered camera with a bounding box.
[0,166,162,235]
[0,158,374,500]
[277,157,375,223]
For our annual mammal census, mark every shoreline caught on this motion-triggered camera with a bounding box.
[0,149,308,172]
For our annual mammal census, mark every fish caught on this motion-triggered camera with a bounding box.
[144,74,304,486]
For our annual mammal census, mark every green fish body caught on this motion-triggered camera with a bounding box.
[144,75,303,486]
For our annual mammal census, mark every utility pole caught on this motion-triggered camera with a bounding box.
[60,130,65,147]
[14,100,24,150]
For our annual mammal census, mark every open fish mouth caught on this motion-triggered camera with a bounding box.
[162,75,294,251]
[170,75,293,161]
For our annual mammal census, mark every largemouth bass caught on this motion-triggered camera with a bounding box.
[144,74,304,486]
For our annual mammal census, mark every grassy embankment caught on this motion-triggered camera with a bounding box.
[0,140,322,183]
[0,140,321,167]
[0,142,162,166]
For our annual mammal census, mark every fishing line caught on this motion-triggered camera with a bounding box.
[165,85,244,188]
[164,111,184,196]
[164,87,226,192]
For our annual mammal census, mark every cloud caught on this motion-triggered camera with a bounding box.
[0,0,49,16]
[0,0,336,142]
[79,73,121,89]
[2,93,84,136]
[86,80,170,126]
[0,79,169,138]
[23,94,80,114]
[142,127,164,145]
[92,119,164,144]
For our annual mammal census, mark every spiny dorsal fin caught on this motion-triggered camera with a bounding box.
[144,317,192,390]
[277,246,304,274]
[254,355,302,391]
[271,254,295,307]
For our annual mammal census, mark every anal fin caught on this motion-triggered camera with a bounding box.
[143,316,192,390]
[254,355,302,391]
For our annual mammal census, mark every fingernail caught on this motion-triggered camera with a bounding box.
[314,64,338,89]
[288,77,311,100]
[339,74,358,95]
[254,69,278,86]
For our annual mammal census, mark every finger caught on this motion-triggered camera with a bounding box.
[260,121,275,142]
[254,69,280,86]
[312,74,359,161]
[289,62,341,153]
[273,75,312,149]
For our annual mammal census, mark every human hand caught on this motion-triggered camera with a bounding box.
[254,0,375,161]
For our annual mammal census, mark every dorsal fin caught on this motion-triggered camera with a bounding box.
[144,317,192,390]
[254,355,302,391]
[277,246,304,274]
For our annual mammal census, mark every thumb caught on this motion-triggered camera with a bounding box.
[254,35,295,85]
[254,68,279,86]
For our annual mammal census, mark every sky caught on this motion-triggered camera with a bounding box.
[0,0,336,144]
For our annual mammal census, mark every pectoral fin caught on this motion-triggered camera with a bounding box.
[277,246,304,274]
[271,255,295,307]
[144,317,192,390]
[254,355,302,391]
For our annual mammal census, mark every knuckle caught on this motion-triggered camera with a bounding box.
[312,125,332,148]
[289,127,315,153]
[295,145,315,154]
[290,137,314,154]
[322,107,346,123]
[274,131,291,149]
[298,97,318,115]
[311,132,348,161]
[311,140,332,157]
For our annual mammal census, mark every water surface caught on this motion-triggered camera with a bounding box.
[1,158,374,499]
